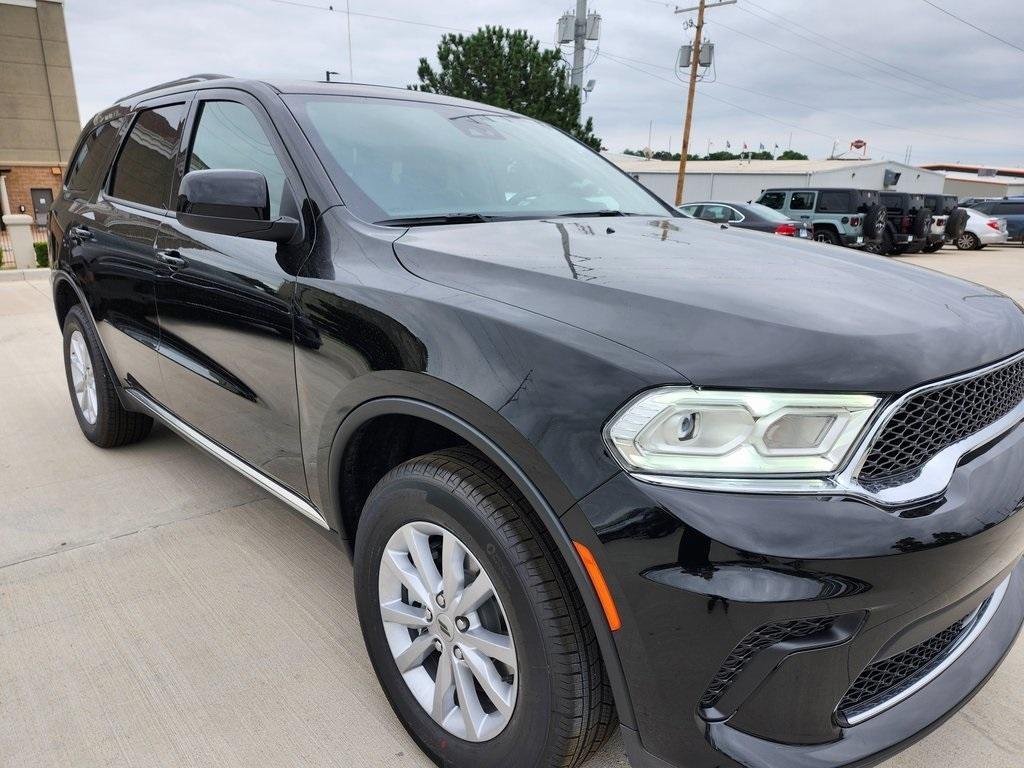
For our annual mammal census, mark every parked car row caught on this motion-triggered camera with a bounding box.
[680,187,1016,255]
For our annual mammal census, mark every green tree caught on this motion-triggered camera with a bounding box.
[778,149,809,160]
[412,26,601,150]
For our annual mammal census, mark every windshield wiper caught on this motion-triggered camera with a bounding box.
[551,210,639,218]
[374,213,494,227]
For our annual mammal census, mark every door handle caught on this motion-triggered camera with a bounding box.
[157,249,187,269]
[70,225,93,240]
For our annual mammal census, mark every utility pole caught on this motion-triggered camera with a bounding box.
[672,1,736,206]
[557,4,600,90]
[572,0,587,89]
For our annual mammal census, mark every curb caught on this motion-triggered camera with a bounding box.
[0,268,50,283]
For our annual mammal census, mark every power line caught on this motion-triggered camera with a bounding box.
[739,0,1024,120]
[598,50,838,142]
[919,0,1024,54]
[265,0,475,34]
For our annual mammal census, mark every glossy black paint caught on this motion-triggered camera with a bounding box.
[50,77,1024,768]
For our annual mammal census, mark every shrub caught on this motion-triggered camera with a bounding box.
[34,241,49,268]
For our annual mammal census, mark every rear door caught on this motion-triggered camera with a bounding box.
[788,190,817,222]
[153,90,311,493]
[67,97,190,403]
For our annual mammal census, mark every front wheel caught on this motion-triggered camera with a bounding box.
[956,232,981,250]
[354,448,615,768]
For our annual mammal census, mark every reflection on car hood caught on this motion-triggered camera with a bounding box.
[394,216,1024,391]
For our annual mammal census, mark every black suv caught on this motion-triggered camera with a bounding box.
[50,76,1024,768]
[869,191,933,255]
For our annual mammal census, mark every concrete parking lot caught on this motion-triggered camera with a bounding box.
[2,245,1023,768]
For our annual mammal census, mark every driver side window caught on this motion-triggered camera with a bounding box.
[188,101,288,218]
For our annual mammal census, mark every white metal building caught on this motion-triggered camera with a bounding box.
[606,155,946,205]
[919,164,1024,200]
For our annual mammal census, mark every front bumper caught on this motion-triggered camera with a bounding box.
[564,418,1024,768]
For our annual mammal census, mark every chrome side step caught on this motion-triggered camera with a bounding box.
[125,388,330,530]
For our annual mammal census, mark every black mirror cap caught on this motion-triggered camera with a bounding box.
[177,169,270,220]
[176,169,300,243]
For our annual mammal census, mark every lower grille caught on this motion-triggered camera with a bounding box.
[839,616,969,712]
[701,616,834,709]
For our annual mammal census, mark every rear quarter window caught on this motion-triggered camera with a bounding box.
[65,119,124,195]
[758,191,786,210]
[816,191,850,212]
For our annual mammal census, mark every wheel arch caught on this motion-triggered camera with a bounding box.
[325,393,637,729]
[51,270,138,411]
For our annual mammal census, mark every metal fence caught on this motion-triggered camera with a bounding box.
[0,225,49,269]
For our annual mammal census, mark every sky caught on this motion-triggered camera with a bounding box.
[64,0,1024,167]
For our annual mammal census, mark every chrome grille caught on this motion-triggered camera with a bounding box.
[859,355,1024,482]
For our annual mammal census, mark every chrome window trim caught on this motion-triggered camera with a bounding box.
[838,575,1011,727]
[125,388,330,529]
[629,348,1024,507]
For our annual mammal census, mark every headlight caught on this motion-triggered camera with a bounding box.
[605,388,879,477]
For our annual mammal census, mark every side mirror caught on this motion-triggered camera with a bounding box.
[176,169,299,243]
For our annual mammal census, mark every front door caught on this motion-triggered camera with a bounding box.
[154,92,311,494]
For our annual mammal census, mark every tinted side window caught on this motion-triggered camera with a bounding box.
[759,191,785,209]
[995,202,1024,215]
[110,104,187,209]
[817,191,849,212]
[188,101,288,218]
[972,201,994,214]
[700,204,734,222]
[790,191,815,211]
[65,119,124,195]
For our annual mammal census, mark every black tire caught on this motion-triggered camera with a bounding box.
[922,241,943,253]
[863,203,887,242]
[945,208,969,239]
[865,229,895,256]
[912,207,932,239]
[813,228,840,245]
[354,448,615,768]
[62,304,153,448]
[956,231,981,251]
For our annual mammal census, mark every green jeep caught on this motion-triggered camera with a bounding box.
[756,188,886,248]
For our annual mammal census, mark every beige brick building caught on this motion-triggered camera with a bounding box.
[0,0,80,227]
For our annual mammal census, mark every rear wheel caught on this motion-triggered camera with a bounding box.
[865,230,895,256]
[813,228,840,245]
[354,448,615,768]
[62,305,153,448]
[956,232,981,250]
[922,241,943,253]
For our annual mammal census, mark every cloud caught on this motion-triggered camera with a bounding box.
[64,0,1024,166]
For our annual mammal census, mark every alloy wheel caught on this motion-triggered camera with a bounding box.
[378,521,518,742]
[69,329,98,424]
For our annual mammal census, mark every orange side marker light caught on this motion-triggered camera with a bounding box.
[573,541,623,632]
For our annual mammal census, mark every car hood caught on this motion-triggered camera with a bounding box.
[393,216,1024,391]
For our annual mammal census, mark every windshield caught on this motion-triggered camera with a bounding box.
[284,94,671,223]
[742,203,793,222]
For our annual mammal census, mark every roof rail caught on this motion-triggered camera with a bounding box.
[116,74,233,103]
